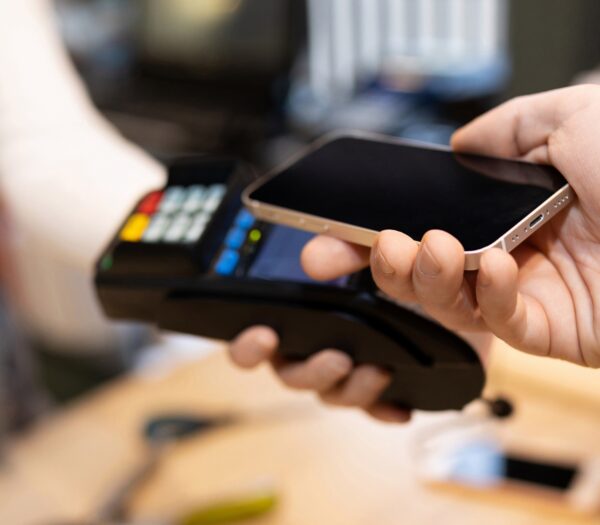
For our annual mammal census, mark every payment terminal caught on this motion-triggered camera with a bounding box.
[95,157,485,411]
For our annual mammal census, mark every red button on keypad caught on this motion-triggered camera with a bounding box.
[137,191,164,214]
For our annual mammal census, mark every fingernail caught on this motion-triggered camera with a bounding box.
[417,243,441,277]
[375,249,395,276]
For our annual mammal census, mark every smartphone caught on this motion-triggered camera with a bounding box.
[424,445,600,515]
[497,454,600,512]
[243,131,574,270]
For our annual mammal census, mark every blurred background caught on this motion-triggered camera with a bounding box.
[54,0,600,154]
[2,2,600,523]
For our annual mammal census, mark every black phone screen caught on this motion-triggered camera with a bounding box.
[248,136,567,251]
[505,456,578,491]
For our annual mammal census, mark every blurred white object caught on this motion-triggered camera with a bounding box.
[412,401,504,485]
[306,0,510,103]
[0,1,166,352]
[412,402,600,515]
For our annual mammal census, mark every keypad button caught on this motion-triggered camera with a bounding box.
[160,187,187,214]
[225,227,247,250]
[182,185,207,214]
[137,191,164,215]
[203,184,227,213]
[235,209,255,230]
[184,212,211,244]
[120,213,150,242]
[163,213,192,242]
[215,249,240,276]
[100,254,113,271]
[143,214,171,243]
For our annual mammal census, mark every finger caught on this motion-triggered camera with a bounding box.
[476,249,551,356]
[451,86,595,160]
[275,350,353,392]
[457,331,495,367]
[320,365,391,408]
[370,230,419,303]
[451,90,567,159]
[412,230,483,331]
[301,235,369,281]
[366,404,411,424]
[228,326,279,369]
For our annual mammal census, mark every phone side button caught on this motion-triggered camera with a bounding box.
[303,220,329,233]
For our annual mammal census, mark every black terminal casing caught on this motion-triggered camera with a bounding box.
[95,156,485,411]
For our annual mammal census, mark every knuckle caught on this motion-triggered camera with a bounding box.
[319,390,345,407]
[330,384,374,407]
[371,270,395,294]
[311,366,337,390]
[278,373,303,390]
[413,266,452,299]
[277,366,310,390]
[507,94,535,115]
[337,397,359,408]
[372,259,415,302]
[350,367,390,403]
[228,348,255,369]
[364,371,390,393]
[416,281,462,309]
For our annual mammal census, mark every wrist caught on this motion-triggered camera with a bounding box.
[0,130,166,272]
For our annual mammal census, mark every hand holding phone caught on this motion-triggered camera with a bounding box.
[223,87,600,429]
[265,87,600,372]
[244,132,572,271]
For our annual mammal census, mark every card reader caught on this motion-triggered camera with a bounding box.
[95,156,485,411]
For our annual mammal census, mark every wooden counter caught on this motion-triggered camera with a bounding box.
[1,338,600,525]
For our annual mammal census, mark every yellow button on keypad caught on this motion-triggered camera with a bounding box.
[120,213,150,242]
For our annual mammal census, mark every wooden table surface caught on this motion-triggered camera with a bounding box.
[1,338,600,525]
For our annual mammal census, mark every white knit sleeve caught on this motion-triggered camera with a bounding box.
[0,0,166,272]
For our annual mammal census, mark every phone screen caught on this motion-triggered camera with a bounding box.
[504,456,578,491]
[248,137,567,251]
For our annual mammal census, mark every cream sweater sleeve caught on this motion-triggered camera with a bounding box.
[0,0,166,272]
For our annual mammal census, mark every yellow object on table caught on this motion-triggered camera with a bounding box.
[180,492,277,525]
[1,339,600,525]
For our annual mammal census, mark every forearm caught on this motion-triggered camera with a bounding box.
[0,0,166,272]
[0,0,102,139]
